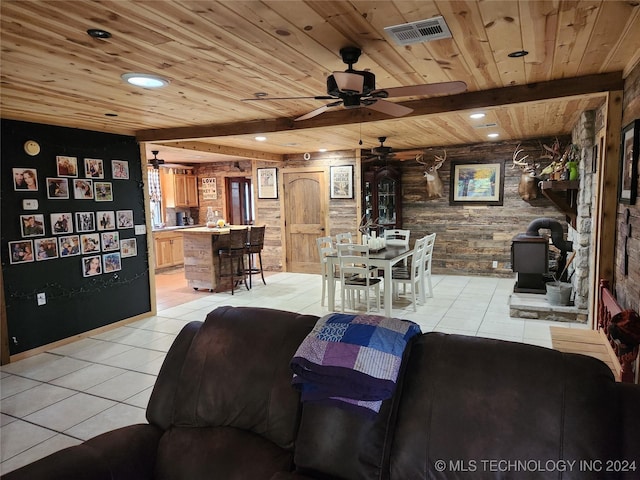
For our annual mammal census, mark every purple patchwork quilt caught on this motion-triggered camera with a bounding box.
[290,313,421,414]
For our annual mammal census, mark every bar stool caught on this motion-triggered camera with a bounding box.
[245,225,266,288]
[217,227,249,295]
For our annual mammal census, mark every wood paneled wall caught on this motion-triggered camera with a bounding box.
[615,61,640,313]
[400,138,569,276]
[195,139,584,279]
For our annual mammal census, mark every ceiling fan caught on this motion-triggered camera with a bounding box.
[242,46,467,121]
[363,136,397,163]
[362,137,423,164]
[148,150,165,169]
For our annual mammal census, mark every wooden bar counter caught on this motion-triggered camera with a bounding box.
[182,226,248,292]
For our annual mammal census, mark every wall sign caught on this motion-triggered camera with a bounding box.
[202,177,217,200]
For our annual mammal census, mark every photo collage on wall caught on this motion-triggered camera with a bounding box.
[10,155,137,278]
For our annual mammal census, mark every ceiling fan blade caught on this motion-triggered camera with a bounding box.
[241,95,336,101]
[365,99,413,117]
[295,100,343,121]
[374,80,467,98]
[332,72,365,94]
[393,149,425,161]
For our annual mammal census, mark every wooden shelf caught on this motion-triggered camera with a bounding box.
[540,180,580,228]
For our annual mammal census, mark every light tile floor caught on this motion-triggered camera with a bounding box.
[0,270,589,475]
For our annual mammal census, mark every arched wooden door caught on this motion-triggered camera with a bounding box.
[283,170,327,273]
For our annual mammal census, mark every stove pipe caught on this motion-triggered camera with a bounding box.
[524,218,573,252]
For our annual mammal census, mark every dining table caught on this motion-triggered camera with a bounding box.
[325,245,413,317]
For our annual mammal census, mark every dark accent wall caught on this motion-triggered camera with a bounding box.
[1,120,151,355]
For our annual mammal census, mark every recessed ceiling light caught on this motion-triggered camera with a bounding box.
[319,148,328,152]
[121,73,169,88]
[255,136,267,141]
[508,50,529,58]
[487,133,499,138]
[87,28,111,39]
[469,113,486,119]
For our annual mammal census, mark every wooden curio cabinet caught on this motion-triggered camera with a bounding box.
[363,166,402,234]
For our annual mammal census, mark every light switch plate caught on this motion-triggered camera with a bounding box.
[134,224,146,235]
[23,199,38,210]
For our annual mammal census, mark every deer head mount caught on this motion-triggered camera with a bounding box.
[512,144,541,201]
[417,150,446,199]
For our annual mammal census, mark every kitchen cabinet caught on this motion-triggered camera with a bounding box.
[160,170,199,208]
[363,166,402,234]
[154,230,184,269]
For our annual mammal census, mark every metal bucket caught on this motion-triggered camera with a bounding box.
[546,282,572,306]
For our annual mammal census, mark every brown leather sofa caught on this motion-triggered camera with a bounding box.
[4,306,640,480]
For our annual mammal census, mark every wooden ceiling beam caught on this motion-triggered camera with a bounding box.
[136,72,624,142]
[151,141,284,162]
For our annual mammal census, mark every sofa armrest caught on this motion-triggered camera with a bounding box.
[2,424,163,480]
[146,320,202,429]
[617,383,640,480]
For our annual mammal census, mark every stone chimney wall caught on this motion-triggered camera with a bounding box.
[569,110,596,309]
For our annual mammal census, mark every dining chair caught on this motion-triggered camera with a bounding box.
[338,243,381,313]
[391,235,428,311]
[335,232,354,244]
[420,233,437,302]
[383,229,410,247]
[316,236,335,306]
[383,228,411,270]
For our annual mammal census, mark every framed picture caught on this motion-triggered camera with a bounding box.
[116,210,134,229]
[34,237,59,261]
[13,168,38,191]
[20,214,45,237]
[9,240,34,264]
[103,252,122,273]
[257,167,278,199]
[82,255,102,277]
[46,178,69,199]
[330,165,354,199]
[75,212,96,232]
[97,211,115,231]
[56,156,78,177]
[101,231,120,252]
[619,119,639,205]
[111,160,129,179]
[58,235,80,257]
[94,181,113,201]
[73,179,94,199]
[50,213,73,234]
[80,233,101,254]
[449,161,504,206]
[84,158,104,178]
[120,238,137,258]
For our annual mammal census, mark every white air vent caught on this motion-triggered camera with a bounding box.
[384,16,452,46]
[473,123,498,129]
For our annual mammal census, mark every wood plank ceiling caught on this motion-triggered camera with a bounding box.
[1,1,639,164]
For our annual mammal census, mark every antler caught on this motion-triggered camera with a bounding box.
[417,150,446,170]
[512,144,536,173]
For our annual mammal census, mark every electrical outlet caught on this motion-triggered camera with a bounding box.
[492,261,498,269]
[37,292,46,306]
